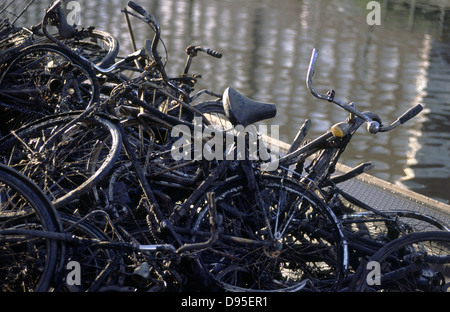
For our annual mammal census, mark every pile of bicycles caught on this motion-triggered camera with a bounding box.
[0,0,449,292]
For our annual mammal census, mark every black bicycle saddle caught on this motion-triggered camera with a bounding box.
[222,87,277,127]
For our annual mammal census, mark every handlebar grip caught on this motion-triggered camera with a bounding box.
[205,48,222,58]
[127,1,159,28]
[127,1,148,17]
[398,104,423,124]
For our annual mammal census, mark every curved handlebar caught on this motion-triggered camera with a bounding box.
[127,1,189,99]
[306,49,423,134]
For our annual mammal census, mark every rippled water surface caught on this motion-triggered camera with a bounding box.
[16,0,450,203]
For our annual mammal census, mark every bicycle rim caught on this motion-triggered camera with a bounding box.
[351,231,450,292]
[0,112,122,211]
[0,44,98,133]
[0,164,62,291]
[192,174,347,291]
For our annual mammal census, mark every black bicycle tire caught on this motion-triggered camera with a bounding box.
[58,213,123,292]
[350,231,450,291]
[192,174,348,291]
[46,29,119,69]
[0,163,62,291]
[8,27,120,69]
[0,112,122,210]
[0,44,100,118]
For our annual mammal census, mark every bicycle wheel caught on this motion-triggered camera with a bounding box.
[0,112,122,211]
[59,213,125,292]
[336,190,450,268]
[36,29,120,69]
[0,44,99,133]
[192,174,347,291]
[0,163,62,291]
[350,231,450,292]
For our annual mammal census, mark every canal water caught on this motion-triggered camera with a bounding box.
[16,0,450,203]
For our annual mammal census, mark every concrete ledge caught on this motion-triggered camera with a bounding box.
[335,163,450,222]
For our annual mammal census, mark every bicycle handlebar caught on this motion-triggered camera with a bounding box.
[183,45,222,75]
[126,1,189,99]
[306,48,423,134]
[189,46,223,59]
[127,1,159,29]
